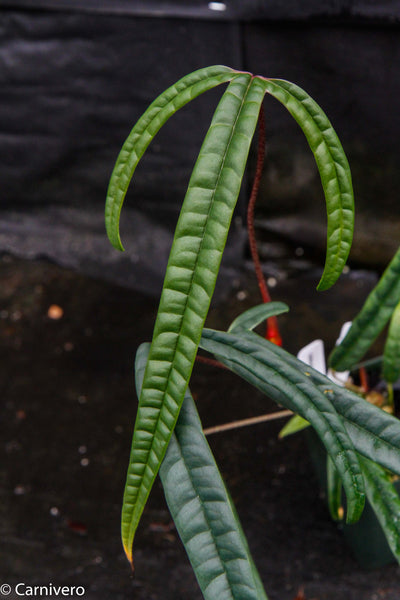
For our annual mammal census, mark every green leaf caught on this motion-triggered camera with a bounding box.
[161,403,269,600]
[261,79,354,291]
[135,343,269,600]
[330,246,400,371]
[279,414,310,438]
[383,300,400,383]
[200,328,365,524]
[161,400,269,600]
[121,74,267,563]
[222,330,400,478]
[359,456,400,565]
[228,301,289,333]
[326,456,343,521]
[105,65,236,251]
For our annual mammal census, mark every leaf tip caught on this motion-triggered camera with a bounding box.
[345,492,365,525]
[113,236,125,253]
[106,224,125,252]
[316,276,333,293]
[123,542,134,570]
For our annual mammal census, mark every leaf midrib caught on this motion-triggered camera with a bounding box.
[130,75,254,540]
[171,425,256,600]
[265,79,351,282]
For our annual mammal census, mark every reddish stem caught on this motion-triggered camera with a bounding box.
[247,105,282,346]
[359,366,369,393]
[195,354,228,370]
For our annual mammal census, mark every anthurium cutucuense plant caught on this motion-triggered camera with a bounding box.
[105,65,400,597]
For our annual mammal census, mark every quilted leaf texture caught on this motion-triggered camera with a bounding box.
[105,66,356,563]
[383,300,400,383]
[228,301,289,333]
[330,246,400,371]
[261,79,354,291]
[359,456,400,565]
[120,74,266,563]
[200,328,365,523]
[105,65,236,250]
[201,327,400,479]
[135,344,269,600]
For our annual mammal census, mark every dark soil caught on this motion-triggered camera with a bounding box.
[1,254,399,599]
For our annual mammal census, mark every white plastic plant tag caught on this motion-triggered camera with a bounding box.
[297,339,326,374]
[297,322,352,386]
[326,321,351,385]
[334,321,352,345]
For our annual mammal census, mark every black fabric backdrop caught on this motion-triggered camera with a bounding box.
[1,3,400,294]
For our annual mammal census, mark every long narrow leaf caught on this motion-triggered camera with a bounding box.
[203,327,400,478]
[261,79,354,291]
[105,65,236,250]
[228,301,289,333]
[326,456,343,521]
[383,299,400,383]
[330,246,400,371]
[200,328,365,524]
[135,343,269,600]
[161,403,269,600]
[279,414,310,438]
[359,456,400,564]
[121,75,267,563]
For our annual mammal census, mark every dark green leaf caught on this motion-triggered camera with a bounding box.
[383,300,400,383]
[326,456,343,521]
[330,246,400,371]
[136,344,269,600]
[359,456,400,565]
[228,301,289,333]
[239,332,400,478]
[200,328,365,524]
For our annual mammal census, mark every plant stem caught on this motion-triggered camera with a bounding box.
[387,382,394,409]
[247,104,282,346]
[359,366,369,393]
[203,409,293,436]
[196,354,228,370]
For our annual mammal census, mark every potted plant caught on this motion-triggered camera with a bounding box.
[105,65,400,598]
[279,242,400,569]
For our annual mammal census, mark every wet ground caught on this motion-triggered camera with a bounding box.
[1,253,400,600]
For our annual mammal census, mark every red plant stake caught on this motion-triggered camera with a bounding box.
[247,105,282,346]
